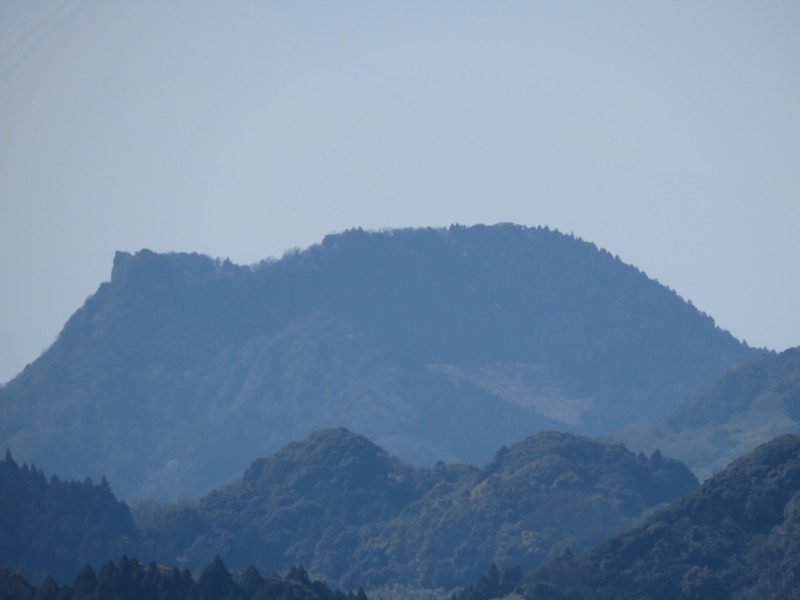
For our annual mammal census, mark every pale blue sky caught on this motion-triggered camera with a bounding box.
[1,0,799,384]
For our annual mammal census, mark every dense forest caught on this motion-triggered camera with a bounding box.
[514,435,800,599]
[4,432,799,599]
[0,450,136,583]
[159,429,696,591]
[0,556,368,600]
[0,225,758,500]
[0,429,697,595]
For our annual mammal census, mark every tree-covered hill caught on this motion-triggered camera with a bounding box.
[137,429,697,593]
[512,434,800,600]
[624,346,800,479]
[0,451,137,583]
[0,224,757,499]
[1,428,698,595]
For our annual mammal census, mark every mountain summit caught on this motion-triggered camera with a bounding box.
[0,224,757,499]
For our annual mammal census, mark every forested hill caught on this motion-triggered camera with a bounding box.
[513,434,800,600]
[0,224,758,499]
[0,450,137,583]
[625,345,800,479]
[166,429,696,591]
[2,428,698,595]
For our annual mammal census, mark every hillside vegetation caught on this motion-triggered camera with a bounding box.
[0,451,136,583]
[0,556,368,600]
[625,346,800,479]
[0,225,756,500]
[1,429,697,595]
[129,429,698,592]
[510,434,800,600]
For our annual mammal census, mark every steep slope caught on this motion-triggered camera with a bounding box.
[139,429,697,593]
[0,224,757,499]
[624,346,800,479]
[518,434,800,600]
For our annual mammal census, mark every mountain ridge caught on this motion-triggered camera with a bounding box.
[137,427,699,592]
[0,224,758,499]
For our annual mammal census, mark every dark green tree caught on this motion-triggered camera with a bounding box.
[192,556,242,600]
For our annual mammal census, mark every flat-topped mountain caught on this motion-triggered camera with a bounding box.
[0,224,757,499]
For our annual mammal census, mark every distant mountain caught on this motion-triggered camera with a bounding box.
[624,346,800,479]
[0,224,757,499]
[138,428,697,593]
[512,434,800,600]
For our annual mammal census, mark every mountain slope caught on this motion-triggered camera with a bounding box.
[624,346,799,479]
[138,429,697,592]
[518,434,800,599]
[0,224,757,499]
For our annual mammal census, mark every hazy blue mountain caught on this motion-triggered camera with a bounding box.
[0,224,757,499]
[623,346,799,480]
[137,428,697,594]
[511,434,800,600]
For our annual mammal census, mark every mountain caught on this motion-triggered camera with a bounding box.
[0,224,757,499]
[0,428,697,594]
[137,428,697,594]
[624,346,800,480]
[512,434,800,600]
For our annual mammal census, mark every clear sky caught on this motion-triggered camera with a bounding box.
[1,0,799,384]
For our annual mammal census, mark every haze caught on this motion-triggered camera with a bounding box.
[1,0,799,384]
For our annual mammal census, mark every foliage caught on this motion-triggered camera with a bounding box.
[516,434,800,599]
[0,428,698,594]
[625,346,800,479]
[0,555,366,600]
[0,225,758,500]
[0,450,137,583]
[140,429,697,593]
